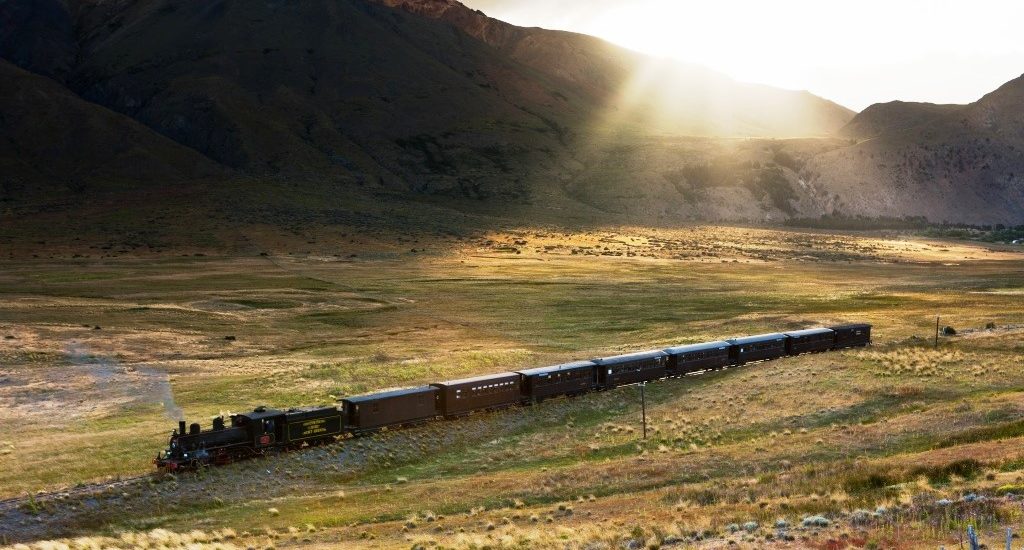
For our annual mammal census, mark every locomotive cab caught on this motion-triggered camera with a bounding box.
[230,406,286,448]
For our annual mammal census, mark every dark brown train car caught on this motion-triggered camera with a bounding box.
[727,333,788,364]
[283,405,344,443]
[783,328,836,355]
[830,323,872,349]
[663,341,731,375]
[594,350,669,388]
[517,360,597,402]
[432,372,523,417]
[341,386,439,432]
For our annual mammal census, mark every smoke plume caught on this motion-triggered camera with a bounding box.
[64,342,184,420]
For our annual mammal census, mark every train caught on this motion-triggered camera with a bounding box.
[155,323,870,470]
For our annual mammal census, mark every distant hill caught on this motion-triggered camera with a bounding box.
[0,0,1022,248]
[805,74,1024,224]
[838,101,963,140]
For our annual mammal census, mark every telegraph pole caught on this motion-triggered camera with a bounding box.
[640,382,647,439]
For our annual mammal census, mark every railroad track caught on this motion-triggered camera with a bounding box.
[0,474,152,514]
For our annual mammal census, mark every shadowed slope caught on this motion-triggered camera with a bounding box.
[0,59,222,200]
[379,0,855,137]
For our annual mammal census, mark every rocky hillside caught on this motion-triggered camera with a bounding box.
[0,0,1022,241]
[378,0,854,137]
[0,0,850,194]
[804,74,1024,224]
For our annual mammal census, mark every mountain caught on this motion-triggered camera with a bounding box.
[1,0,1022,246]
[0,0,850,192]
[804,74,1024,224]
[379,0,854,137]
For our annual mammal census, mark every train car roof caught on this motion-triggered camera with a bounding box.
[783,328,834,337]
[517,360,597,377]
[341,385,437,404]
[285,405,340,413]
[727,332,788,345]
[432,371,521,387]
[829,323,872,330]
[593,349,668,364]
[663,340,731,354]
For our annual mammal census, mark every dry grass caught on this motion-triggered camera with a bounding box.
[1,226,1023,548]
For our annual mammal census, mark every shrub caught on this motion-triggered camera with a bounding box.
[996,484,1024,495]
[687,489,718,506]
[913,459,983,484]
[750,166,796,214]
[801,516,831,527]
[842,471,896,495]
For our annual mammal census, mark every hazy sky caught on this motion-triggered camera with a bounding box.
[462,0,1024,111]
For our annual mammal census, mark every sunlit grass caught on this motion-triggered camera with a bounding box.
[1,226,1023,548]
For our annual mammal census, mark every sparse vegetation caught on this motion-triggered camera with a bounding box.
[0,227,1022,548]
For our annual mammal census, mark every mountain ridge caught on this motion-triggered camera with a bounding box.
[1,0,1023,244]
[805,73,1024,224]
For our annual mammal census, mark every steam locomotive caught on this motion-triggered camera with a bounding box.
[156,323,870,470]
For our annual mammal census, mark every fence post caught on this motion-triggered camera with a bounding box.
[1005,527,1011,550]
[967,525,979,550]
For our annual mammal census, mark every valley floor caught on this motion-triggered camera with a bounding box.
[1,225,1023,549]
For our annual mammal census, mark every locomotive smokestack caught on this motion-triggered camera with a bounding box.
[178,420,186,434]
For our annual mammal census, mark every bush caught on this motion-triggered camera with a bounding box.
[842,471,896,495]
[751,166,796,214]
[913,459,983,484]
[687,489,718,506]
[801,515,830,527]
[996,484,1024,495]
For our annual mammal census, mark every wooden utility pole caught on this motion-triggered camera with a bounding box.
[935,316,940,348]
[640,382,647,439]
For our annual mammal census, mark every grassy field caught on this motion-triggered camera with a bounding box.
[1,225,1023,549]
